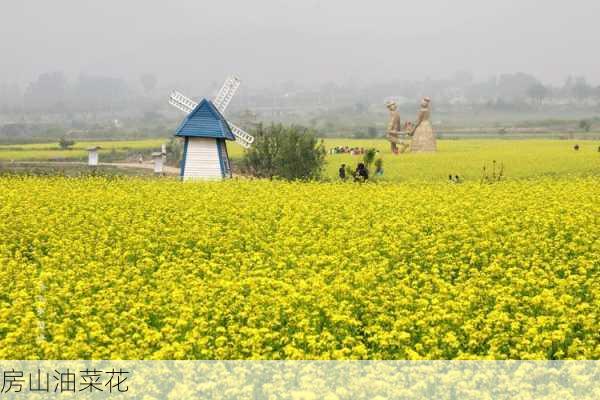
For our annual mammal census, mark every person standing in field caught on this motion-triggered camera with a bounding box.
[339,164,347,180]
[374,158,384,177]
[354,163,369,182]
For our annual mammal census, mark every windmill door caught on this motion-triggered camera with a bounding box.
[182,137,223,180]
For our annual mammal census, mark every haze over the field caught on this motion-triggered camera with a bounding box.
[2,0,599,89]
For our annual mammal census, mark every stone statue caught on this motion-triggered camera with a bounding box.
[386,101,409,154]
[410,97,437,152]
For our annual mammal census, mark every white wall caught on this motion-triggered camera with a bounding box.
[182,137,223,180]
[153,157,163,173]
[88,151,98,166]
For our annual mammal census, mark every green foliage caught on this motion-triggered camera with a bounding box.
[344,164,354,179]
[579,120,592,132]
[480,160,504,184]
[165,137,183,165]
[363,148,377,170]
[241,123,326,180]
[58,137,75,150]
[527,83,548,104]
[352,127,379,139]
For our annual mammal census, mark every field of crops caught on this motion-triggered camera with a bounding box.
[2,139,598,182]
[0,139,166,161]
[322,139,600,182]
[1,177,598,360]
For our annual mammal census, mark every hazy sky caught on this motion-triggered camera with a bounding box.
[2,0,599,90]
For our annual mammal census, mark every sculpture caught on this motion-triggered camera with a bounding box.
[410,97,437,152]
[385,101,409,154]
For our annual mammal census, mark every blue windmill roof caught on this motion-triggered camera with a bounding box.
[175,98,235,140]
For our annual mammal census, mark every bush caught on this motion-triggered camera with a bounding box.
[579,120,592,132]
[58,137,75,149]
[241,124,326,180]
[165,137,183,165]
[363,148,377,170]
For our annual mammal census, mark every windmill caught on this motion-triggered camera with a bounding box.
[169,76,254,148]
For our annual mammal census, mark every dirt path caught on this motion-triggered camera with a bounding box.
[104,162,180,175]
[4,161,180,175]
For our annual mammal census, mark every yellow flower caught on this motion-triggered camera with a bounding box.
[0,176,597,360]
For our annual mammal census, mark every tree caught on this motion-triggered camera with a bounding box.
[579,120,592,132]
[496,73,539,101]
[241,124,326,180]
[527,83,548,105]
[563,76,592,102]
[74,75,130,111]
[24,72,68,111]
[58,137,75,149]
[238,109,258,127]
[353,130,373,139]
[573,77,592,101]
[166,137,183,164]
[363,148,377,171]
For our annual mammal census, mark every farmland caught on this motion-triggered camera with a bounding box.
[322,139,600,182]
[1,138,600,182]
[0,139,166,161]
[1,177,598,360]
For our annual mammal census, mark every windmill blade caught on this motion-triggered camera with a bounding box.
[169,83,255,148]
[169,90,197,114]
[213,76,241,114]
[227,121,255,149]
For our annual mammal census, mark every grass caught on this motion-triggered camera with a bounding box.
[0,139,167,150]
[0,162,158,177]
[0,139,166,161]
[319,139,600,182]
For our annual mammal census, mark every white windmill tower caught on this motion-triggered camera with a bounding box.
[169,76,255,149]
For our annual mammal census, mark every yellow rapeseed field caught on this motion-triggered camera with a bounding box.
[0,139,166,161]
[0,177,598,360]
